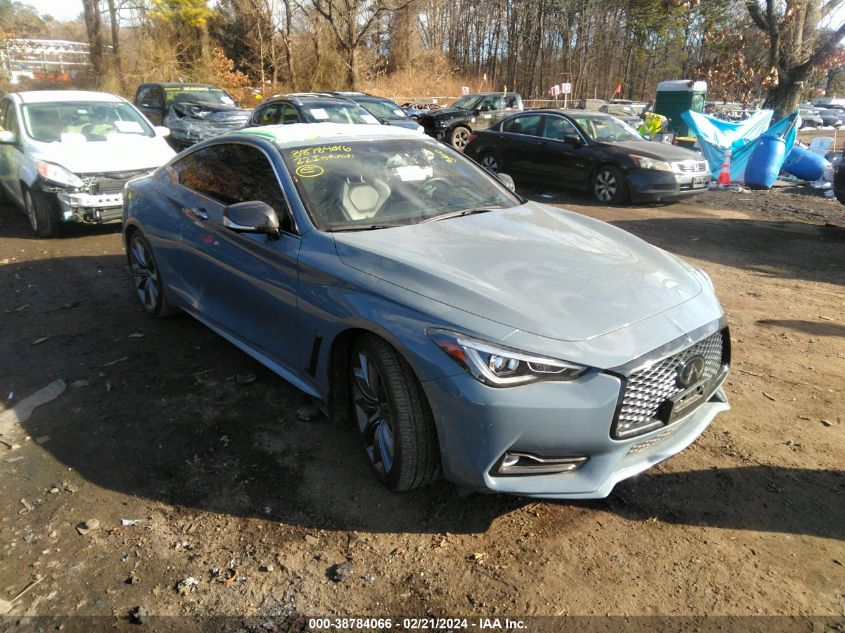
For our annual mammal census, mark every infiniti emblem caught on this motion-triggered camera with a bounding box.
[677,355,706,388]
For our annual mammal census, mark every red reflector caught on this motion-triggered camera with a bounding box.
[467,134,477,143]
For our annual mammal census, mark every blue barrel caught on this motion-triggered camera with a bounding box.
[745,136,787,189]
[781,145,828,181]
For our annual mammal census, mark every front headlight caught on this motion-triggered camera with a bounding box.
[435,119,450,128]
[630,155,673,172]
[34,160,84,188]
[428,329,587,387]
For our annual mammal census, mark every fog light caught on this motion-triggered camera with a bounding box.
[62,210,73,220]
[493,452,588,476]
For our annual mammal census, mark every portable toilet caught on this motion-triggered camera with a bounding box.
[654,80,707,137]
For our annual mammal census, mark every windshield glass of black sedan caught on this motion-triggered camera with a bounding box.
[574,115,643,142]
[281,139,519,231]
[165,87,235,107]
[300,103,379,125]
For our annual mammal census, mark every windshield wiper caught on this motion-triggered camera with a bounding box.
[419,206,502,223]
[329,222,406,232]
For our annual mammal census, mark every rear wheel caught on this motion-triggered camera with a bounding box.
[127,231,178,317]
[349,335,440,491]
[592,165,629,204]
[479,151,501,174]
[24,188,60,237]
[449,126,471,151]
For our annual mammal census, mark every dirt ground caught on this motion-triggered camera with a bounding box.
[1,182,844,631]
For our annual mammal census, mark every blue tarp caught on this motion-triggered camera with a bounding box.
[681,109,799,182]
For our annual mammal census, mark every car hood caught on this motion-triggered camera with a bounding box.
[30,136,175,174]
[333,202,703,342]
[419,107,471,121]
[600,140,703,161]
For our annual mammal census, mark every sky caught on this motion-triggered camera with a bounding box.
[27,0,81,21]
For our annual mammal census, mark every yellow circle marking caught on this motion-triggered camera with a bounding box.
[296,164,324,178]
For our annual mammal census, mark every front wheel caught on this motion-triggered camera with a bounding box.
[24,188,60,237]
[592,165,629,204]
[449,126,471,151]
[349,335,440,491]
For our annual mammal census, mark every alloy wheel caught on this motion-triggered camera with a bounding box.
[452,128,469,149]
[129,237,160,312]
[594,169,617,202]
[480,154,500,173]
[351,351,396,477]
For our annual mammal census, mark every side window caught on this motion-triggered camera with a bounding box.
[0,100,8,130]
[543,116,579,141]
[479,95,503,111]
[172,145,237,203]
[136,87,150,104]
[280,103,300,124]
[227,144,293,232]
[4,103,20,136]
[501,114,543,136]
[173,144,293,233]
[256,104,280,126]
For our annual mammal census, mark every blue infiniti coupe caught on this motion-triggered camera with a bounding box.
[122,123,730,498]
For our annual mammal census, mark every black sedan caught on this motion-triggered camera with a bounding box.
[464,110,710,204]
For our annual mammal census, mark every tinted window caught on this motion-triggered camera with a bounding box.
[173,144,292,231]
[502,114,543,136]
[357,98,407,120]
[164,86,236,107]
[300,102,379,125]
[280,103,300,124]
[478,95,503,111]
[543,116,578,141]
[255,104,280,126]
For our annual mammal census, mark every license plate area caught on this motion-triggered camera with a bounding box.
[693,175,709,187]
[659,379,709,425]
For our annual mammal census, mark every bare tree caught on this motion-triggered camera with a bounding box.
[746,0,845,116]
[81,0,104,75]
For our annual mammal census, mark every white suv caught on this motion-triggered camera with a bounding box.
[0,90,175,236]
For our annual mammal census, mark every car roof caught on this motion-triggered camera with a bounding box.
[140,82,221,89]
[510,109,609,118]
[14,90,126,104]
[263,94,359,106]
[237,122,422,148]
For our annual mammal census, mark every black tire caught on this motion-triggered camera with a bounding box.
[349,334,440,491]
[592,165,629,204]
[24,188,60,237]
[833,166,845,205]
[478,151,501,174]
[127,231,178,317]
[449,126,471,151]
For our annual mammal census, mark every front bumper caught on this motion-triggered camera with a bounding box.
[421,336,730,499]
[56,191,123,223]
[628,170,709,202]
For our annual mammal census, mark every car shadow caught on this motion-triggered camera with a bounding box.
[2,255,843,539]
[756,318,845,338]
[610,216,845,286]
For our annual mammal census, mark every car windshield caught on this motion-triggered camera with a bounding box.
[280,138,520,231]
[451,95,484,110]
[165,87,236,107]
[573,115,643,142]
[300,103,381,125]
[22,101,155,143]
[358,98,408,120]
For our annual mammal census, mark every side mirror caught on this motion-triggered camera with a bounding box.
[0,130,15,144]
[223,201,280,239]
[564,134,583,145]
[496,173,516,192]
[154,126,170,138]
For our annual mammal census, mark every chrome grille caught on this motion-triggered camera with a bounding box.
[613,331,725,439]
[672,160,709,174]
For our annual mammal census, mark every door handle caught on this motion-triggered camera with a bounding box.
[184,207,208,221]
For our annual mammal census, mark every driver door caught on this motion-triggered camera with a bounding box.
[474,95,504,130]
[171,142,302,369]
